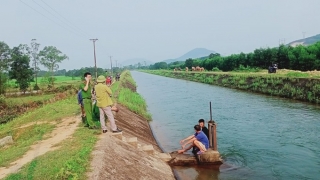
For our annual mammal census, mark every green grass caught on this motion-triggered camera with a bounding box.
[118,88,151,120]
[4,127,97,180]
[120,72,137,87]
[0,123,55,167]
[286,71,310,78]
[6,76,82,92]
[6,94,55,106]
[143,69,320,79]
[110,81,120,96]
[8,76,81,85]
[112,71,152,120]
[0,96,80,167]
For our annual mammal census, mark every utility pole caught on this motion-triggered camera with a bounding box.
[279,38,286,45]
[31,39,40,87]
[90,39,98,80]
[110,56,113,76]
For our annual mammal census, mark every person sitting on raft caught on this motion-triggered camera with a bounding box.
[198,119,209,139]
[178,125,209,155]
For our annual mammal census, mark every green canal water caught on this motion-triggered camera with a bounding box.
[131,71,320,180]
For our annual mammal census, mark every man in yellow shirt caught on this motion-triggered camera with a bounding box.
[95,75,122,133]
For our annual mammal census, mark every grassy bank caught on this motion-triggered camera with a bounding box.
[142,70,320,104]
[112,71,151,120]
[1,92,99,179]
[1,71,151,179]
[4,127,97,180]
[0,96,80,167]
[0,85,79,124]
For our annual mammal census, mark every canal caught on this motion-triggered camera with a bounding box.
[131,71,320,180]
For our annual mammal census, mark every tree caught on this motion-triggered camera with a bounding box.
[277,45,289,69]
[0,41,11,72]
[39,46,68,87]
[152,62,167,69]
[0,42,11,94]
[0,72,8,94]
[208,53,220,59]
[9,46,33,93]
[30,39,40,89]
[185,58,193,69]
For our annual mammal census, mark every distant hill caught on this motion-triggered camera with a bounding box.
[120,58,154,66]
[162,48,216,63]
[287,34,320,47]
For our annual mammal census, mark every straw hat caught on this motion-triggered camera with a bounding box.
[96,75,106,83]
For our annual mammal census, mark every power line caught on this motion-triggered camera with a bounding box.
[30,0,88,38]
[110,56,113,76]
[39,0,91,37]
[19,0,85,38]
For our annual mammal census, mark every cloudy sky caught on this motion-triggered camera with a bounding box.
[1,0,319,70]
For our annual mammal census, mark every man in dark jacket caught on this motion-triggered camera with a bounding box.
[198,119,209,139]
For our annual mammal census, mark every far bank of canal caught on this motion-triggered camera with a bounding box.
[131,71,320,180]
[142,70,320,105]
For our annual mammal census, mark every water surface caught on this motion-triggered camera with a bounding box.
[131,71,320,180]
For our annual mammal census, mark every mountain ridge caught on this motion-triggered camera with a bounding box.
[119,58,154,66]
[288,34,320,47]
[162,48,216,63]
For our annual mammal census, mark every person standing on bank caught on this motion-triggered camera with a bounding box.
[80,72,96,129]
[95,75,122,133]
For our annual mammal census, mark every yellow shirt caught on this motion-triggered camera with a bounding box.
[95,83,113,108]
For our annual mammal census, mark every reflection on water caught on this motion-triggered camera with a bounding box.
[131,71,320,180]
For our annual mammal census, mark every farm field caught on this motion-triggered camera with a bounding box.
[170,69,320,79]
[6,76,82,93]
[6,94,55,106]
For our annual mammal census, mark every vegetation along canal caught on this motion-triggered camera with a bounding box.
[131,71,320,180]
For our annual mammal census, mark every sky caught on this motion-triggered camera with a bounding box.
[1,0,320,70]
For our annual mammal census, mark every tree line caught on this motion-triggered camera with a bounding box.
[65,67,123,79]
[0,40,68,94]
[148,42,320,72]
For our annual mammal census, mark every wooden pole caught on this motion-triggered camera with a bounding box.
[213,123,217,151]
[208,123,213,148]
[210,101,212,121]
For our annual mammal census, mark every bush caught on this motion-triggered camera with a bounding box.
[233,65,260,72]
[0,72,8,94]
[0,94,6,105]
[212,67,222,72]
[33,84,40,91]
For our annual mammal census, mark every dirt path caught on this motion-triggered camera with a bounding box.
[0,116,80,179]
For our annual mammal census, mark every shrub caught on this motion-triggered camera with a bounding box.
[233,65,260,72]
[33,84,40,91]
[0,94,6,105]
[212,67,222,72]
